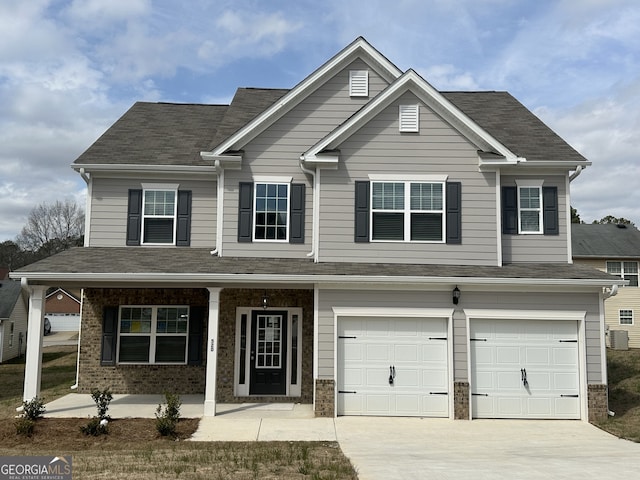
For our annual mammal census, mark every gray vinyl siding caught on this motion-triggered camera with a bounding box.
[318,288,603,384]
[88,177,216,248]
[319,92,499,265]
[222,59,391,258]
[501,175,569,263]
[1,298,27,363]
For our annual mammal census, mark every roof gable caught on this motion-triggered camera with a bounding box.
[572,224,640,258]
[207,36,403,156]
[302,69,521,164]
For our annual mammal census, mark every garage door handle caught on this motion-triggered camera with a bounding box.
[429,392,448,395]
[521,368,529,387]
[560,394,579,398]
[339,390,357,394]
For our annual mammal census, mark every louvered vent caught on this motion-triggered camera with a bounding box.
[349,70,368,97]
[399,104,419,132]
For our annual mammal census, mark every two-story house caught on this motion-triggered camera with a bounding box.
[12,37,622,422]
[573,223,640,347]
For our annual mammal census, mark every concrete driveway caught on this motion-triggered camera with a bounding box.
[335,417,640,480]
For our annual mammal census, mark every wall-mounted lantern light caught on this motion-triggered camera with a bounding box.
[262,290,269,309]
[453,286,461,305]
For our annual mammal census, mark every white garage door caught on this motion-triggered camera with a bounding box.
[470,319,580,419]
[338,317,449,417]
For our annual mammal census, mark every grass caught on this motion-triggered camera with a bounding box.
[0,345,358,479]
[594,348,640,442]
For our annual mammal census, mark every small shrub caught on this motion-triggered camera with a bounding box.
[155,392,182,437]
[80,417,109,436]
[15,417,35,436]
[90,388,113,420]
[21,396,46,420]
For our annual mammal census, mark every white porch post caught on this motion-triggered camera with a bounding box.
[23,285,48,402]
[204,287,221,416]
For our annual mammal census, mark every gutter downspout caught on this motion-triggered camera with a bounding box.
[79,168,91,247]
[569,165,583,182]
[210,160,224,257]
[299,159,318,262]
[603,283,618,417]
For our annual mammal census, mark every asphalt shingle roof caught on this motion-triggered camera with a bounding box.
[14,248,617,284]
[0,281,22,319]
[572,224,640,258]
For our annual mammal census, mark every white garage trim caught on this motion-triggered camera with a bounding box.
[333,307,454,418]
[464,309,587,420]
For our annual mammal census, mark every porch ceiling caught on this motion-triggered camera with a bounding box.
[10,247,621,289]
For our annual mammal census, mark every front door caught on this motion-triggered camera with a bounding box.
[250,311,288,395]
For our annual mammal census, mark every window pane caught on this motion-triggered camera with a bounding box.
[119,336,150,363]
[624,262,638,273]
[144,190,175,216]
[520,211,540,232]
[607,262,622,274]
[155,337,187,363]
[144,218,174,243]
[628,276,639,287]
[372,182,404,210]
[620,310,633,325]
[372,212,404,240]
[411,213,443,241]
[410,183,442,211]
[520,188,540,208]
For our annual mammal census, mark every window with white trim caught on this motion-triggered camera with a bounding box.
[607,261,639,287]
[517,183,543,234]
[254,183,289,241]
[620,309,634,325]
[9,321,14,347]
[118,306,189,364]
[349,70,368,97]
[371,181,444,242]
[142,188,177,244]
[399,104,419,132]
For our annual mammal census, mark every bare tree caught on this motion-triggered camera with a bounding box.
[16,199,85,256]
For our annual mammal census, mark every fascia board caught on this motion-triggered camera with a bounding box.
[303,70,522,162]
[71,164,218,175]
[12,271,626,289]
[513,160,592,168]
[210,37,402,156]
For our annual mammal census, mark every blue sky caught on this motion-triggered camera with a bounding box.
[1,0,639,241]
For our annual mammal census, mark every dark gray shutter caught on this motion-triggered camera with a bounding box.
[355,181,370,242]
[446,182,462,244]
[238,182,254,242]
[126,189,143,246]
[176,190,192,246]
[502,186,518,234]
[543,186,559,235]
[188,306,206,365]
[101,306,118,366]
[289,183,305,244]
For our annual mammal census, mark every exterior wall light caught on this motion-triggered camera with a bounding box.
[453,286,461,305]
[262,291,269,309]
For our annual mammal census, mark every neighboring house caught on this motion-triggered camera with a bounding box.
[0,268,9,280]
[572,223,640,347]
[0,280,27,363]
[45,288,81,332]
[12,37,622,422]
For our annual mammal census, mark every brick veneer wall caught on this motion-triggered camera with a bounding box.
[454,381,470,419]
[78,288,209,394]
[315,379,335,417]
[588,384,608,423]
[216,288,314,404]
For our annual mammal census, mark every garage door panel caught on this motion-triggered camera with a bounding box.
[471,319,580,419]
[338,317,449,417]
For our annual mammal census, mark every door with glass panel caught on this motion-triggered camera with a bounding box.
[250,311,288,395]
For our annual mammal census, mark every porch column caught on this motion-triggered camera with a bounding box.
[23,285,48,403]
[204,287,221,416]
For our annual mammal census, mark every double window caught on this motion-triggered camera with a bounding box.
[607,261,639,287]
[126,185,192,246]
[371,181,444,242]
[117,306,189,364]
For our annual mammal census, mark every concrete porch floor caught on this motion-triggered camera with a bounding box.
[42,394,337,441]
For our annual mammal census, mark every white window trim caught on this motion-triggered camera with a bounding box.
[140,184,179,246]
[9,321,14,347]
[234,307,303,397]
[607,261,639,287]
[252,180,291,243]
[117,305,189,365]
[619,309,634,326]
[349,70,369,97]
[515,179,544,235]
[370,180,446,243]
[399,104,419,132]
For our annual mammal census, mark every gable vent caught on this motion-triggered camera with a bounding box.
[349,70,369,97]
[399,104,419,132]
